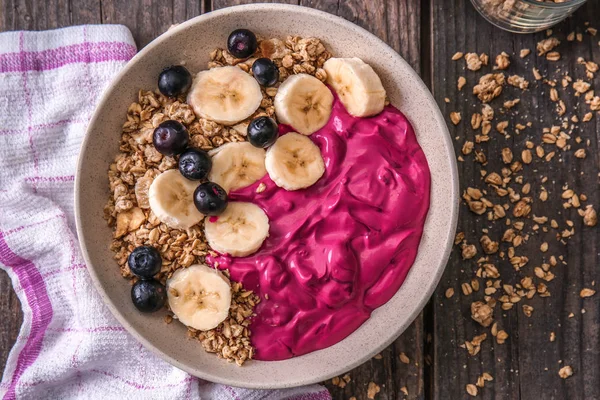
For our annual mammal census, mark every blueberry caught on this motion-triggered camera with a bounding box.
[179,148,212,181]
[158,65,192,97]
[247,116,278,148]
[153,120,189,156]
[252,58,279,87]
[131,279,167,313]
[193,182,228,215]
[128,246,162,278]
[227,29,257,59]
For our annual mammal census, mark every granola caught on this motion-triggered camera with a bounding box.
[473,73,505,103]
[106,35,331,365]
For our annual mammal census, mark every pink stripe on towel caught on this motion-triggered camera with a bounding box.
[0,41,136,73]
[0,232,53,400]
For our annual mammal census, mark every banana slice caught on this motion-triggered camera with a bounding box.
[204,202,269,257]
[187,66,262,126]
[167,264,231,331]
[148,169,204,230]
[265,132,325,191]
[208,142,267,193]
[274,73,333,135]
[323,57,386,117]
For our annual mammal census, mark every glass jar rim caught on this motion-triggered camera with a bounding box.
[521,0,588,9]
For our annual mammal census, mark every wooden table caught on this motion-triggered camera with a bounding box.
[1,1,599,399]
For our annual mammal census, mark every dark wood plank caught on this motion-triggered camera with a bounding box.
[1,0,70,30]
[300,0,422,73]
[0,271,22,379]
[100,0,204,49]
[69,0,103,25]
[431,0,600,399]
[0,0,103,28]
[213,0,299,9]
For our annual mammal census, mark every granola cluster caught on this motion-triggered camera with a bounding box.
[104,36,330,365]
[208,35,331,83]
[472,0,585,39]
[186,276,258,366]
[477,0,579,17]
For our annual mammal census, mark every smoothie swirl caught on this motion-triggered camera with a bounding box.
[210,94,431,360]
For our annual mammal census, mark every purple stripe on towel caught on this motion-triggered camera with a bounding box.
[0,231,54,400]
[25,175,75,183]
[0,41,136,73]
[288,389,333,400]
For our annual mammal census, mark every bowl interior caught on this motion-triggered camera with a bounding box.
[76,4,458,389]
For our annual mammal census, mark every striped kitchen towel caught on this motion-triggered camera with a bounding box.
[0,25,330,400]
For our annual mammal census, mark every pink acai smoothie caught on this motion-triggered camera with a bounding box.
[209,95,431,360]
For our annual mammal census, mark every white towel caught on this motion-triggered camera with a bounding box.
[0,25,330,400]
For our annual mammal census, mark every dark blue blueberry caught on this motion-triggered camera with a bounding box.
[247,116,278,148]
[158,65,192,97]
[252,58,279,86]
[178,148,212,181]
[227,29,258,59]
[128,246,162,278]
[193,182,228,216]
[131,279,166,313]
[153,120,189,156]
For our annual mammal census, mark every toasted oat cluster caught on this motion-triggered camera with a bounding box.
[104,36,331,365]
[209,35,331,81]
[479,0,573,11]
[187,276,258,366]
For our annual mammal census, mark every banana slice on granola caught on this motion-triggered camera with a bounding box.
[167,264,231,331]
[187,66,262,126]
[208,142,267,193]
[148,169,204,230]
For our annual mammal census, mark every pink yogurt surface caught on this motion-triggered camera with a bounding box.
[208,95,431,360]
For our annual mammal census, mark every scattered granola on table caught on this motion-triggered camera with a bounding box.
[444,21,598,396]
[367,382,381,399]
[466,383,478,397]
[559,365,574,379]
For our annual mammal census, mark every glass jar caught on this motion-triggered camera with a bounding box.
[470,0,588,33]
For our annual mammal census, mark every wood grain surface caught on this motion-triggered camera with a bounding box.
[1,0,598,399]
[431,1,599,399]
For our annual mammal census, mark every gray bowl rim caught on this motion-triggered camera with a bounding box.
[75,3,459,388]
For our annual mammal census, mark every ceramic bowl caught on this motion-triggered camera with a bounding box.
[75,3,458,389]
